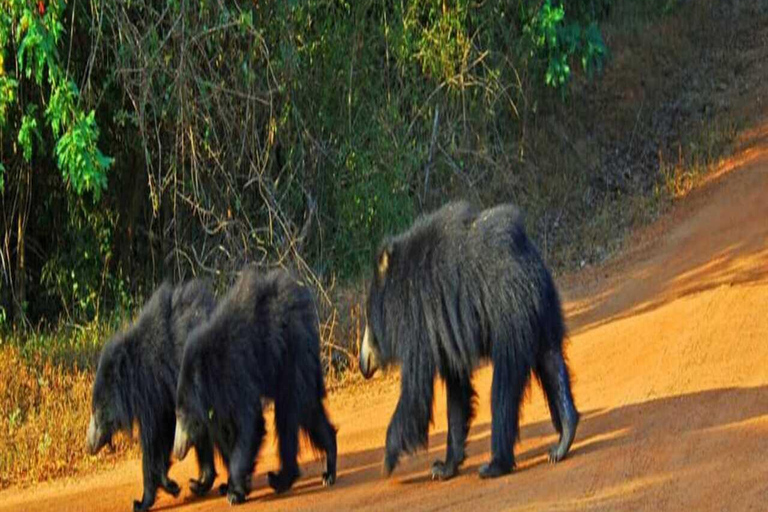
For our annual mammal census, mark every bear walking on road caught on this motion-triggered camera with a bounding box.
[359,201,579,480]
[87,280,217,511]
[173,268,337,505]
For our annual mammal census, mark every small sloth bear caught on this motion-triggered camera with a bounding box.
[172,268,337,505]
[87,280,217,511]
[360,201,579,480]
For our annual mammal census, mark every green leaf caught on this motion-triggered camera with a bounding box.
[18,107,41,162]
[46,79,78,136]
[0,76,18,126]
[54,110,112,199]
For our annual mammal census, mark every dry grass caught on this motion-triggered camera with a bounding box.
[318,283,368,392]
[0,343,136,489]
[659,117,740,198]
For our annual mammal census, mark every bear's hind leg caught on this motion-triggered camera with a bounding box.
[479,346,529,479]
[536,361,563,435]
[432,375,475,481]
[268,372,301,494]
[158,418,180,499]
[539,349,579,463]
[304,406,338,487]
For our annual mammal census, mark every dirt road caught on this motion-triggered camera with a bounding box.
[2,126,767,511]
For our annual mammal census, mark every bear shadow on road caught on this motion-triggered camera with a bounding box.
[150,385,768,510]
[289,385,768,491]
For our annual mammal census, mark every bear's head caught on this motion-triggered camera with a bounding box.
[360,242,396,379]
[173,327,210,461]
[87,334,133,455]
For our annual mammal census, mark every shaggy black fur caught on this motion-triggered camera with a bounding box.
[87,280,217,511]
[174,268,337,505]
[360,201,579,480]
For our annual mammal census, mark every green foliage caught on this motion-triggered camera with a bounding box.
[524,0,608,90]
[581,22,607,76]
[0,75,17,126]
[15,0,65,85]
[331,141,415,277]
[395,1,472,85]
[54,111,112,199]
[45,77,76,136]
[18,105,40,162]
[41,196,126,322]
[0,0,112,198]
[527,0,569,87]
[1,0,613,327]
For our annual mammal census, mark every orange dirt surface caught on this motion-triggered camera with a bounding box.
[2,127,768,512]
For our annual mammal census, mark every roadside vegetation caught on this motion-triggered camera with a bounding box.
[1,0,765,487]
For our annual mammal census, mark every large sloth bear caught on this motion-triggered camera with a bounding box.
[172,268,337,505]
[359,201,579,480]
[87,280,217,511]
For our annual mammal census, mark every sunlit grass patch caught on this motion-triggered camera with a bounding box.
[0,329,136,489]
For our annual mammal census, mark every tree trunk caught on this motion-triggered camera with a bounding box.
[13,168,29,327]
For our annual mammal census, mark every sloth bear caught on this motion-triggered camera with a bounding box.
[172,268,337,505]
[359,201,579,480]
[87,280,217,511]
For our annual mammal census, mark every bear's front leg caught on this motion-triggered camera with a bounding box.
[190,432,217,496]
[383,421,403,476]
[383,356,435,476]
[133,479,157,512]
[227,411,265,505]
[134,450,161,511]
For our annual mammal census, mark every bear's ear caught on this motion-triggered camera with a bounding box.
[376,243,392,282]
